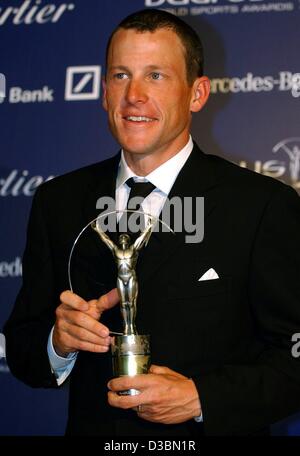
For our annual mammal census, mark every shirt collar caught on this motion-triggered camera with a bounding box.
[116,135,193,196]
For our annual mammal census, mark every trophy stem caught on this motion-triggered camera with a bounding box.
[111,334,151,396]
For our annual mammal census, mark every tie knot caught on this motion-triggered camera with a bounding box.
[126,177,156,200]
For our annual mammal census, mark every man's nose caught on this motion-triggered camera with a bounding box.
[125,79,148,105]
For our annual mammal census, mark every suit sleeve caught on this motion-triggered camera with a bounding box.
[3,186,59,388]
[193,184,300,435]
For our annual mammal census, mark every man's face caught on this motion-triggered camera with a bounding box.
[103,28,208,159]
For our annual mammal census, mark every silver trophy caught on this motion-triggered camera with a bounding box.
[68,211,172,396]
[91,216,154,395]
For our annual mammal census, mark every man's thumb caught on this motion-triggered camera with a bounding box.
[97,288,119,312]
[149,364,186,379]
[149,364,169,375]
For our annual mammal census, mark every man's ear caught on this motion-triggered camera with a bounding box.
[190,76,210,113]
[102,77,108,111]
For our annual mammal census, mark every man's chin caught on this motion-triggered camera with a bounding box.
[120,141,157,157]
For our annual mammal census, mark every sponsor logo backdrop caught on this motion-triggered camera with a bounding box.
[0,0,299,435]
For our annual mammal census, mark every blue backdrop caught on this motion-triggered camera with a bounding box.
[1,0,299,435]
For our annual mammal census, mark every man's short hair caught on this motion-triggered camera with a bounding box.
[105,9,204,86]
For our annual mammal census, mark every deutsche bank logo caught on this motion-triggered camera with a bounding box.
[65,66,101,101]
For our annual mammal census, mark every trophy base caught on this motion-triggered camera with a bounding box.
[111,334,151,396]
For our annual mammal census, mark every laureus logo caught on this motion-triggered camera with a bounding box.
[273,138,300,187]
[239,138,300,191]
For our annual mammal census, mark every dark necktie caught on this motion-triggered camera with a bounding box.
[118,177,156,239]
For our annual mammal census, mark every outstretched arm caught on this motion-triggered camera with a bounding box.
[91,220,115,252]
[134,217,155,251]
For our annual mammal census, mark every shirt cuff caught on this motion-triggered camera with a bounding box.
[47,326,78,386]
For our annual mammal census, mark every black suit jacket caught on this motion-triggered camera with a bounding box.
[4,144,300,436]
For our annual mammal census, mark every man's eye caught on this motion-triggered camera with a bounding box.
[151,72,162,80]
[114,73,128,80]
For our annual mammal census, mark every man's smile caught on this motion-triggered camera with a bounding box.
[121,114,159,128]
[124,116,156,123]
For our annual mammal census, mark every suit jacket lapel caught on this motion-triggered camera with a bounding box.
[78,153,120,263]
[82,152,120,225]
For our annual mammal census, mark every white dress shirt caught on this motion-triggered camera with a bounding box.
[116,135,193,224]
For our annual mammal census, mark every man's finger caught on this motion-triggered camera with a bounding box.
[97,288,119,312]
[108,374,154,392]
[63,309,111,338]
[107,390,144,410]
[60,290,89,311]
[61,332,110,354]
[64,322,111,347]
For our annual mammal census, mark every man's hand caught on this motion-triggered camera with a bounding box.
[52,288,119,357]
[107,365,201,424]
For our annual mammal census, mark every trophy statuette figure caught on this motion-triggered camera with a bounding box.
[92,215,155,395]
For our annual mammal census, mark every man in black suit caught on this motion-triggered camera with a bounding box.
[4,9,300,436]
